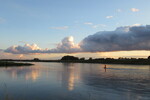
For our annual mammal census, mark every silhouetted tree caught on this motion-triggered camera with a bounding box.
[106,58,114,60]
[80,57,85,60]
[118,57,123,59]
[61,55,79,61]
[148,56,150,59]
[34,58,39,61]
[94,58,105,60]
[88,57,92,60]
[131,58,136,60]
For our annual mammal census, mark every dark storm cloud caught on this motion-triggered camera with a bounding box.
[80,25,150,52]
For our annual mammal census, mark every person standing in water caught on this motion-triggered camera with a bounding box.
[104,65,107,69]
[104,65,107,72]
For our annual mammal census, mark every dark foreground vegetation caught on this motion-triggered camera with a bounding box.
[0,61,34,67]
[1,56,150,65]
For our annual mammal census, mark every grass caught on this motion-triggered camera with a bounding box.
[0,61,34,67]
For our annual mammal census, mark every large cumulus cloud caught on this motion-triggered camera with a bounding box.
[5,44,42,54]
[48,36,81,53]
[5,36,81,54]
[4,25,150,54]
[80,25,150,52]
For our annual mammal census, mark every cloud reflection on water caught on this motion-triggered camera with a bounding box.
[1,66,40,82]
[0,63,149,100]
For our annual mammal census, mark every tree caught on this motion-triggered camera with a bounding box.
[33,58,39,61]
[88,57,92,60]
[80,57,85,60]
[148,56,150,59]
[61,55,79,61]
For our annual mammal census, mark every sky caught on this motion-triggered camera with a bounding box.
[0,0,150,59]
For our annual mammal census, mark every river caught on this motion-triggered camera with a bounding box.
[0,62,149,100]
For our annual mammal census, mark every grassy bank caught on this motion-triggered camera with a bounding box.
[0,61,34,67]
[1,59,150,65]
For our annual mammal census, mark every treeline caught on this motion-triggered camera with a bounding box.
[0,56,150,65]
[61,55,150,61]
[60,55,150,65]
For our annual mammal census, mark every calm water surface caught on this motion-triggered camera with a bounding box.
[0,62,149,100]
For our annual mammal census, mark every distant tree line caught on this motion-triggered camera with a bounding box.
[61,55,150,61]
[60,55,150,65]
[1,55,150,65]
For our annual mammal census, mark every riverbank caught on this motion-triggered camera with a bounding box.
[0,61,34,66]
[1,59,150,65]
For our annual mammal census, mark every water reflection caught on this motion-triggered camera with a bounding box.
[61,63,80,91]
[25,70,39,81]
[1,67,40,81]
[0,63,149,100]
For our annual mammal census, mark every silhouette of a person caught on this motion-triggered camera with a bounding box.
[104,65,107,72]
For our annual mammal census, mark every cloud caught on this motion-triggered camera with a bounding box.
[131,8,139,12]
[92,24,106,29]
[132,24,141,26]
[50,26,69,30]
[80,25,150,52]
[84,22,93,25]
[5,44,42,54]
[47,36,81,53]
[106,16,113,19]
[84,22,106,29]
[0,50,23,59]
[5,36,81,54]
[5,25,150,54]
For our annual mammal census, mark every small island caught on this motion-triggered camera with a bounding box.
[0,61,34,67]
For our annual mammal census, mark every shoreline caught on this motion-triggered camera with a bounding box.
[1,59,150,65]
[0,61,34,67]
